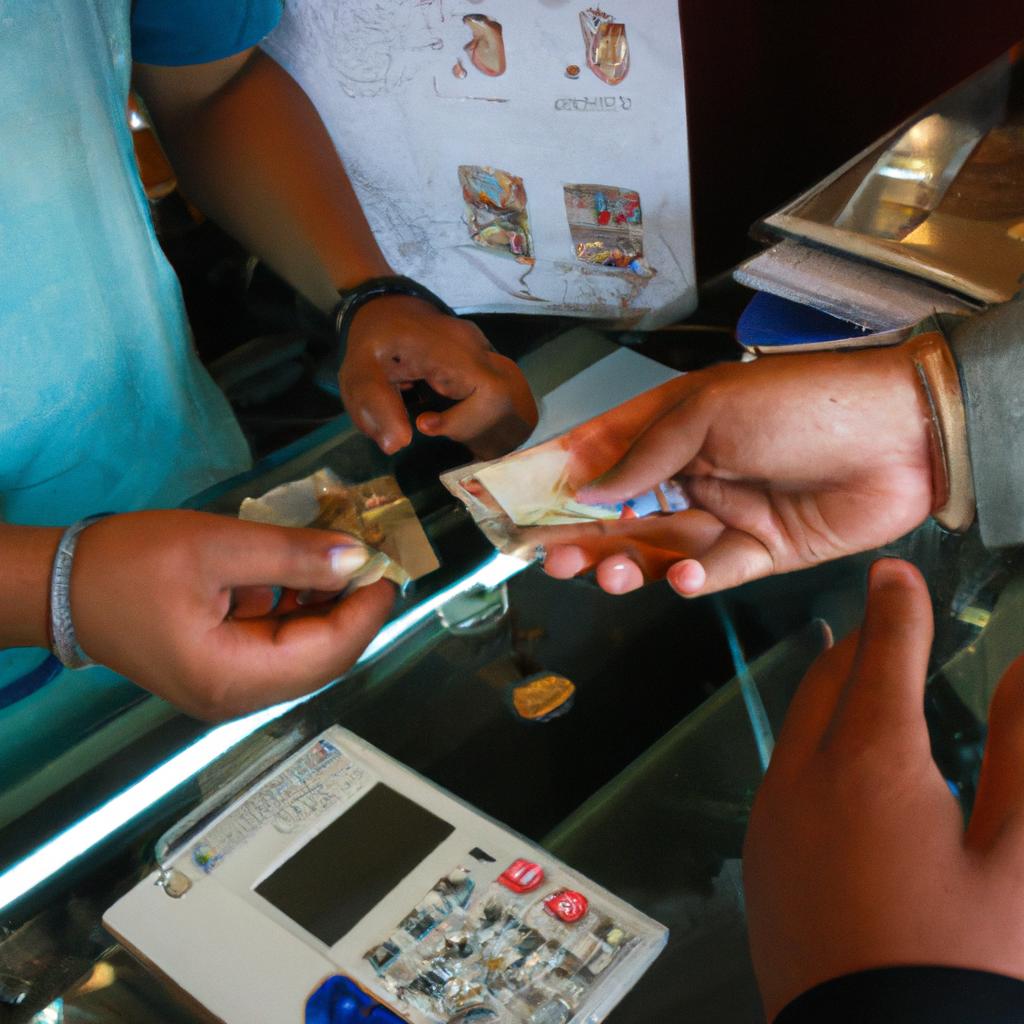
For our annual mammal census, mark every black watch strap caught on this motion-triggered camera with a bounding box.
[332,275,456,348]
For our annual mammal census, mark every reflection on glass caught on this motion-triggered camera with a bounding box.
[836,114,989,239]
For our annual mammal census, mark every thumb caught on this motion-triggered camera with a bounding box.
[578,399,708,504]
[219,522,379,592]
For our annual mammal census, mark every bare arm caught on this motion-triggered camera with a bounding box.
[134,49,537,456]
[0,525,60,649]
[134,48,386,311]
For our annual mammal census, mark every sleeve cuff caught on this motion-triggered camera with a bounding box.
[944,298,1024,548]
[131,0,284,67]
[776,966,1024,1024]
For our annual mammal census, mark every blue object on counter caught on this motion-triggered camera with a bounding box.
[305,976,405,1024]
[0,655,63,712]
[736,291,871,349]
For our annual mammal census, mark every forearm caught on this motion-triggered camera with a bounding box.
[141,50,389,312]
[0,524,61,649]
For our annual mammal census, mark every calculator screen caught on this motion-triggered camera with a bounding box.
[256,784,454,946]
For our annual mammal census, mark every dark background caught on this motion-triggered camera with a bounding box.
[678,1,1024,279]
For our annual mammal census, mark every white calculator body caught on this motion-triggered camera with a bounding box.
[104,727,667,1023]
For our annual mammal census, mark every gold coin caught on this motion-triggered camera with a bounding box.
[512,674,576,720]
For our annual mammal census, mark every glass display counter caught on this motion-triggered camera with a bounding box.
[0,320,1013,1023]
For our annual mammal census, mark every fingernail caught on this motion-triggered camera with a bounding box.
[295,589,314,606]
[869,558,905,590]
[269,585,283,612]
[418,413,441,433]
[330,544,372,578]
[669,559,705,596]
[380,431,411,454]
[820,621,835,649]
[602,559,643,594]
[545,545,588,578]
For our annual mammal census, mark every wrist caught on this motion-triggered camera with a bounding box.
[333,275,456,351]
[347,293,447,340]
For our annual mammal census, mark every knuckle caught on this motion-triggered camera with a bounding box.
[454,318,487,343]
[693,377,729,412]
[488,352,519,375]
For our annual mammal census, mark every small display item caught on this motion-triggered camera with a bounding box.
[508,675,576,723]
[104,727,666,1024]
[462,15,506,78]
[564,184,650,277]
[499,859,545,894]
[579,8,630,86]
[458,165,534,261]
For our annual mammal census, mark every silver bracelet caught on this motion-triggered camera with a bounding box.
[49,513,113,669]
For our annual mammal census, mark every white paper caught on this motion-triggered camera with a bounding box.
[264,0,696,326]
[526,345,682,446]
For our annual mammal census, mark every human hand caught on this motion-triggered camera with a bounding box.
[744,558,1024,1021]
[541,345,935,596]
[70,511,394,721]
[339,295,538,459]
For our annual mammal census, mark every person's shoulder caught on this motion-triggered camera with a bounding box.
[130,0,283,67]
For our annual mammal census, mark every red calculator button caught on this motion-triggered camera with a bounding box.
[498,859,544,893]
[543,889,589,923]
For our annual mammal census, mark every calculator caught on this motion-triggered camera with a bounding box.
[105,727,667,1023]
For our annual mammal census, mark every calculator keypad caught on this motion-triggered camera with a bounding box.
[364,859,633,1023]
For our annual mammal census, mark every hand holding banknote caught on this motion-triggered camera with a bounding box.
[539,346,935,596]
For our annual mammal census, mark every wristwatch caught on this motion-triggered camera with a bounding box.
[332,275,456,350]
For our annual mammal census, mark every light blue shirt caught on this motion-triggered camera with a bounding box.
[0,0,281,798]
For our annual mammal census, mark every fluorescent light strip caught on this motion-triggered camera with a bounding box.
[0,552,525,912]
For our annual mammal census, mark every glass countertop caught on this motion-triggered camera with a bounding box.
[0,319,1016,1022]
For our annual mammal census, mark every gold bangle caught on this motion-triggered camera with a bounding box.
[904,331,975,532]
